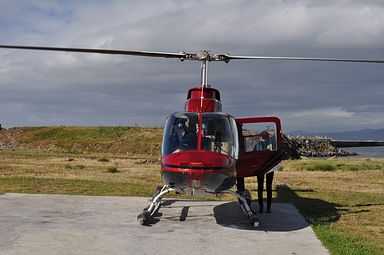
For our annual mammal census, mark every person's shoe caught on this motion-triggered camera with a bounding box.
[258,205,264,213]
[266,207,271,213]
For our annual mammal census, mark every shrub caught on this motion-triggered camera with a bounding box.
[98,157,110,162]
[106,167,119,173]
[307,162,337,171]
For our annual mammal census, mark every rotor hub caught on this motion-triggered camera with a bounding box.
[181,50,229,63]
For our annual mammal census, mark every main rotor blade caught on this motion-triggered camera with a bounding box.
[222,55,384,64]
[2,45,384,63]
[0,45,186,59]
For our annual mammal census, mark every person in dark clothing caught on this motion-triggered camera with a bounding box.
[236,177,245,192]
[257,171,274,213]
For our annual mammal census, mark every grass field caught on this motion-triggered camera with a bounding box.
[1,127,383,254]
[270,158,384,255]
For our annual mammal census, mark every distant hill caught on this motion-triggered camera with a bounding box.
[289,128,384,141]
[1,126,360,159]
[0,126,163,155]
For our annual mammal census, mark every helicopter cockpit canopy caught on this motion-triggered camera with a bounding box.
[162,112,239,159]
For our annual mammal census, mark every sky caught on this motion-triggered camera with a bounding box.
[0,0,383,132]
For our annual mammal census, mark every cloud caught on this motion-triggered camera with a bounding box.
[0,0,383,132]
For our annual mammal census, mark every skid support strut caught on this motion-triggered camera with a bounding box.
[224,190,260,227]
[137,185,175,225]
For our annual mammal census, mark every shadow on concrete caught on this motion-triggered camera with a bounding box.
[214,184,340,231]
[145,185,340,230]
[213,201,309,231]
[144,199,214,226]
[274,184,341,224]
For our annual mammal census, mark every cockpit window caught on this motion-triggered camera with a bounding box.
[201,113,238,159]
[162,113,198,155]
[162,112,239,159]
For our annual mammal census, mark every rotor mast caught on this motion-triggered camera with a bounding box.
[201,59,208,87]
[199,51,210,109]
[199,50,211,87]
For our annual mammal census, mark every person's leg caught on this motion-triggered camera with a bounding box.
[266,171,274,213]
[257,175,264,213]
[236,177,245,191]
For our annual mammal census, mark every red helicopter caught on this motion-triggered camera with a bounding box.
[1,45,383,227]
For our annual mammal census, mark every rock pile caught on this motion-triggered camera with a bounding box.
[282,135,356,159]
[0,129,19,149]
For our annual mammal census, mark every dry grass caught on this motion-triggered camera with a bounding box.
[0,149,162,196]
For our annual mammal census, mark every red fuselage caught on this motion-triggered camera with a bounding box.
[160,86,282,194]
[161,87,238,193]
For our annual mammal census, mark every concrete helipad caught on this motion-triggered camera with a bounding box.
[0,193,328,255]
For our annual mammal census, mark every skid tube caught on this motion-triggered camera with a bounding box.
[137,186,260,227]
[137,185,175,225]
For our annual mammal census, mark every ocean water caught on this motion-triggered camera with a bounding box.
[342,146,384,158]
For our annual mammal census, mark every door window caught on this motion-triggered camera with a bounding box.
[242,122,277,152]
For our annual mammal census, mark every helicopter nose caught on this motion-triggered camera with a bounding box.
[162,150,232,169]
[161,150,236,192]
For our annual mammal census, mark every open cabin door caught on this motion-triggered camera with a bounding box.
[236,117,282,178]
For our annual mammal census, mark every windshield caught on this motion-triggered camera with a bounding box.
[201,113,238,159]
[162,112,239,159]
[162,113,198,155]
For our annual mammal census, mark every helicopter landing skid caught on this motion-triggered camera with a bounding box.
[137,185,175,225]
[137,186,259,228]
[224,190,260,228]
